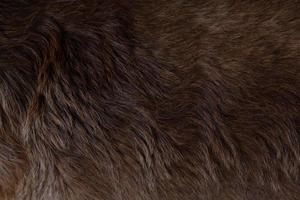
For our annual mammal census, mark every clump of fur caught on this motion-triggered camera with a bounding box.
[0,0,299,199]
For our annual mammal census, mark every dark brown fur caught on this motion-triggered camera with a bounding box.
[0,0,299,199]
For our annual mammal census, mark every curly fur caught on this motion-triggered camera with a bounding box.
[0,0,299,199]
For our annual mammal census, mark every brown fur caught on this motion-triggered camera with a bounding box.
[0,0,299,199]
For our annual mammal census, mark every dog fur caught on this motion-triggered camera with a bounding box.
[0,0,299,199]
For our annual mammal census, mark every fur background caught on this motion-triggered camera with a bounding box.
[0,0,299,199]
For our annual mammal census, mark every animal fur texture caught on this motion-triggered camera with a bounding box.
[0,0,299,199]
